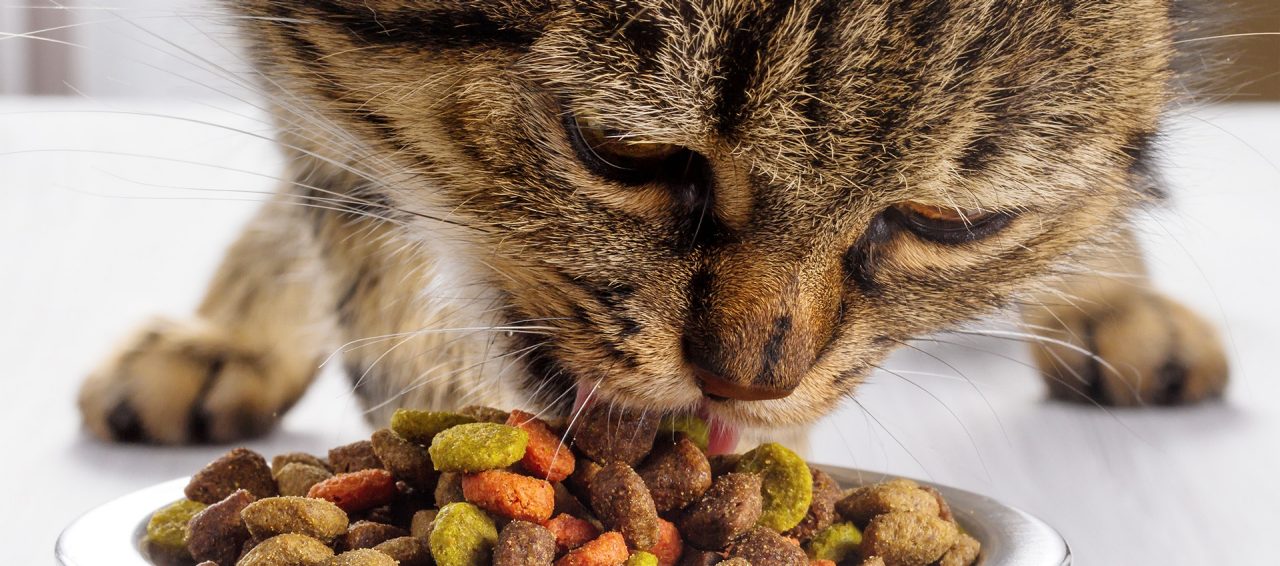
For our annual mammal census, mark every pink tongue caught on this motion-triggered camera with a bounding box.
[700,405,740,456]
[572,383,597,419]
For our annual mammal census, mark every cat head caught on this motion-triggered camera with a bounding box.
[234,0,1174,427]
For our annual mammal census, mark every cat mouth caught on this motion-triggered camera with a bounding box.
[570,382,741,455]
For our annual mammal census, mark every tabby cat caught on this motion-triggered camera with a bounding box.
[80,0,1228,447]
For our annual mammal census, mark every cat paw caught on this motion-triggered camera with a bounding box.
[1031,292,1228,406]
[79,318,285,444]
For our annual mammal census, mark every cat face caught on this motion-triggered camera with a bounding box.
[236,0,1173,427]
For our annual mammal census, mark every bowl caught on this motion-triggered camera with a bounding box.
[56,467,1070,565]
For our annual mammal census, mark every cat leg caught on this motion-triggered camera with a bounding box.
[79,199,337,443]
[1022,228,1228,406]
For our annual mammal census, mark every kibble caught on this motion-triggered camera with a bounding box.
[429,423,529,473]
[241,496,349,543]
[734,442,813,532]
[588,462,660,550]
[429,502,499,566]
[185,489,255,566]
[493,520,557,566]
[184,447,278,504]
[571,405,658,466]
[679,473,762,550]
[153,408,979,566]
[860,511,959,566]
[237,533,334,566]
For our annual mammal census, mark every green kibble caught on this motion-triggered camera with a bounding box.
[391,409,477,445]
[428,502,499,566]
[144,499,206,553]
[735,442,813,532]
[657,415,709,452]
[805,522,863,562]
[626,551,660,566]
[428,423,528,473]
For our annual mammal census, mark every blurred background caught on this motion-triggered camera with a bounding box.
[2,1,1277,565]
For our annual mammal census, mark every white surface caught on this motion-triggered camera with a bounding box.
[1,98,1277,565]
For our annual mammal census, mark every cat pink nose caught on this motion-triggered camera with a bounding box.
[692,364,796,401]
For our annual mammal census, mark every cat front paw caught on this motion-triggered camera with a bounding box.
[1031,292,1228,406]
[79,318,286,444]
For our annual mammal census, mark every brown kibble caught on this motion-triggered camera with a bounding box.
[436,471,466,507]
[237,533,334,566]
[717,559,749,566]
[410,509,438,538]
[589,462,660,550]
[544,513,601,554]
[241,496,349,543]
[326,548,398,566]
[555,531,629,566]
[679,473,762,550]
[572,405,659,466]
[459,404,510,423]
[328,441,383,474]
[494,520,558,566]
[835,480,940,528]
[371,428,437,489]
[340,521,408,550]
[185,448,278,504]
[373,536,434,566]
[271,452,329,477]
[638,437,712,513]
[859,558,887,566]
[725,526,807,566]
[276,462,334,497]
[783,467,841,541]
[307,469,398,513]
[937,533,981,566]
[676,549,722,566]
[185,489,255,566]
[861,512,958,566]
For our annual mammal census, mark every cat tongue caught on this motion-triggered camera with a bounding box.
[699,405,740,456]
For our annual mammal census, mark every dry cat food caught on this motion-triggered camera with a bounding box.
[144,406,980,566]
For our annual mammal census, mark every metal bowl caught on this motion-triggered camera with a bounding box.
[57,469,1069,565]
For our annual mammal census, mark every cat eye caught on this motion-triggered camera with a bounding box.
[565,114,690,184]
[889,202,1014,244]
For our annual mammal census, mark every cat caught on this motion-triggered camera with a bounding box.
[79,0,1228,447]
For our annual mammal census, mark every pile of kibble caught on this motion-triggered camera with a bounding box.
[143,405,980,566]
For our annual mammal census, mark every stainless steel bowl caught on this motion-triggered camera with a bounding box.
[57,469,1069,565]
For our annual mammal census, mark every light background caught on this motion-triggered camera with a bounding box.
[1,2,1278,565]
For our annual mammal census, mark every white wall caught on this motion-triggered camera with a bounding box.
[1,0,249,99]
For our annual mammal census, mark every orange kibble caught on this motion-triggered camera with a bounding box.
[460,469,556,522]
[306,468,396,513]
[507,410,576,482]
[555,531,629,566]
[811,561,837,566]
[649,519,684,566]
[544,513,601,554]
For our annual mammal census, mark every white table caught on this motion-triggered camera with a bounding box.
[2,98,1276,565]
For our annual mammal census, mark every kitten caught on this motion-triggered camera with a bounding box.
[80,0,1227,446]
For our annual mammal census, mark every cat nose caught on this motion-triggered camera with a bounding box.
[682,244,842,402]
[690,361,796,401]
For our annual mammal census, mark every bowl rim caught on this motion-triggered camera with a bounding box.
[57,468,1069,565]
